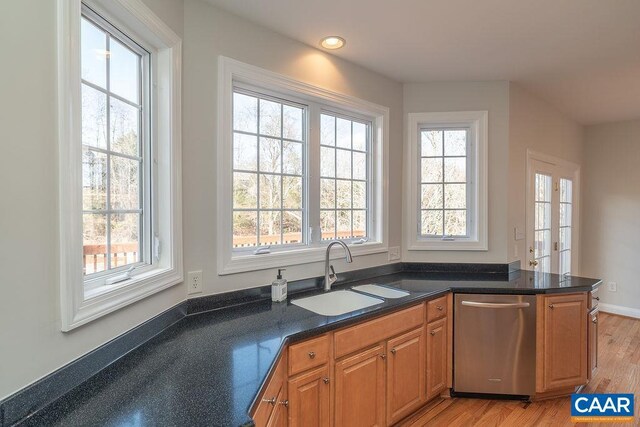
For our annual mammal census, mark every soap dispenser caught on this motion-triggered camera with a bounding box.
[271,268,287,302]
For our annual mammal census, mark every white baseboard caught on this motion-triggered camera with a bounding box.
[598,303,640,319]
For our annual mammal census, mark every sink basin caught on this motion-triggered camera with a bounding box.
[292,290,383,316]
[352,284,410,299]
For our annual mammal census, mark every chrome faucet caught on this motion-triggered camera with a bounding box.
[323,240,353,292]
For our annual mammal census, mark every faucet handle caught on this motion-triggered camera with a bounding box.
[329,265,336,279]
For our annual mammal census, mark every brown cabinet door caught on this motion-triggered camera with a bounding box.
[588,309,599,381]
[542,293,588,390]
[266,387,288,427]
[288,365,330,427]
[334,344,386,427]
[426,317,447,400]
[386,328,425,425]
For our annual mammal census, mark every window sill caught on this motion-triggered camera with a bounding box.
[219,242,388,275]
[408,239,488,251]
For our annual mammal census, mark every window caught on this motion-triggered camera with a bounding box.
[405,111,488,251]
[58,0,182,331]
[559,178,573,275]
[218,58,388,274]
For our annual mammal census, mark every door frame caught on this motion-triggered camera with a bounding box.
[525,150,581,275]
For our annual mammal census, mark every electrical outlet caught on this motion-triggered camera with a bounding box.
[608,282,617,292]
[388,246,401,261]
[187,270,203,295]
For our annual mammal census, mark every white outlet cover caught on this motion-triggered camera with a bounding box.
[187,271,203,295]
[608,282,617,292]
[388,246,401,261]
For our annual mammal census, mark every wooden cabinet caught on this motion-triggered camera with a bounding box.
[288,365,330,427]
[588,308,599,381]
[538,293,588,392]
[253,355,287,427]
[267,386,288,427]
[334,344,386,427]
[386,328,425,425]
[426,317,448,399]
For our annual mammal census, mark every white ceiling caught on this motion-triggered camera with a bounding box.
[205,0,640,125]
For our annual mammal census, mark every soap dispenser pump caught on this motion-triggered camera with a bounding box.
[271,268,287,302]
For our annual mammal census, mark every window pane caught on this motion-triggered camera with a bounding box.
[535,202,551,230]
[233,92,257,133]
[283,105,303,141]
[83,213,107,275]
[560,179,573,203]
[560,227,572,251]
[82,84,107,149]
[321,114,335,146]
[336,149,351,179]
[445,210,466,236]
[336,118,351,149]
[421,158,443,183]
[259,174,281,209]
[321,179,335,209]
[110,98,139,156]
[260,211,281,245]
[353,122,367,151]
[109,38,139,103]
[337,180,352,209]
[422,210,443,236]
[444,184,466,209]
[233,172,257,209]
[81,18,107,88]
[321,211,336,240]
[110,156,140,210]
[444,130,466,156]
[233,133,257,171]
[283,141,303,175]
[353,181,366,209]
[320,146,335,177]
[283,211,302,244]
[259,137,281,173]
[233,211,257,247]
[337,210,352,238]
[421,130,442,157]
[353,211,366,238]
[353,152,367,181]
[283,176,302,209]
[444,158,466,182]
[259,99,281,137]
[421,184,443,209]
[82,149,107,210]
[110,213,140,268]
[560,203,572,227]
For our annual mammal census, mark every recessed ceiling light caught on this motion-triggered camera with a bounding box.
[320,36,346,50]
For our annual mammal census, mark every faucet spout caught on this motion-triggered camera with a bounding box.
[323,240,353,292]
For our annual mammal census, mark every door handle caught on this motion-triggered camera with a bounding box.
[529,259,539,267]
[461,301,531,309]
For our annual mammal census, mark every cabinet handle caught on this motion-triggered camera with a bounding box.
[436,305,443,311]
[592,318,598,324]
[390,348,396,355]
[529,260,539,267]
[548,304,554,309]
[430,330,436,336]
[323,377,330,384]
[308,351,315,359]
[593,296,600,301]
[262,397,276,405]
[380,354,386,359]
[279,400,289,407]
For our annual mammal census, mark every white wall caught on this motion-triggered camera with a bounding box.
[507,83,584,268]
[182,0,404,295]
[0,0,186,402]
[402,81,511,263]
[582,120,640,314]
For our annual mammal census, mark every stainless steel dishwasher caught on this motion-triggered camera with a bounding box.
[454,294,536,397]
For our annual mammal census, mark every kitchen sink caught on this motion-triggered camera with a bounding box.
[291,290,383,316]
[352,284,410,299]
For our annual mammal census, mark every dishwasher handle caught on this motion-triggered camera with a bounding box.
[460,301,530,309]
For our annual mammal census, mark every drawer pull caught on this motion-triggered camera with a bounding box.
[592,318,598,324]
[430,330,436,336]
[262,397,276,405]
[323,377,330,384]
[390,348,396,355]
[548,304,554,309]
[279,400,289,407]
[436,305,443,311]
[308,351,316,359]
[380,354,386,359]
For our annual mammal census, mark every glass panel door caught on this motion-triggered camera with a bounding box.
[534,173,553,273]
[559,178,573,276]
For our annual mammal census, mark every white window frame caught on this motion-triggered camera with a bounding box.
[58,0,183,331]
[218,57,389,275]
[405,111,488,251]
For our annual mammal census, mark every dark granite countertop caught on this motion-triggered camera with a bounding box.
[22,270,601,427]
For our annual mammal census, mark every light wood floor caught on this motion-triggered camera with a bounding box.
[402,312,640,427]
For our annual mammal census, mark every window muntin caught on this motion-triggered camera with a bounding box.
[320,113,370,242]
[419,128,470,238]
[232,89,306,250]
[81,8,150,277]
[559,178,573,276]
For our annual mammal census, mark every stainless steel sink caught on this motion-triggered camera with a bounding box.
[351,284,410,299]
[291,290,383,316]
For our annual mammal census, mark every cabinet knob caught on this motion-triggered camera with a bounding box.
[548,304,554,309]
[279,400,289,407]
[262,397,277,405]
[430,330,436,336]
[529,260,539,267]
[323,377,330,384]
[380,354,386,359]
[308,351,315,359]
[390,348,396,355]
[593,296,600,301]
[436,305,443,311]
[592,318,598,324]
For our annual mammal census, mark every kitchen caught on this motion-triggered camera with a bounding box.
[1,0,639,426]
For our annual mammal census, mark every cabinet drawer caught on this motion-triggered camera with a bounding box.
[334,304,425,359]
[289,334,330,376]
[589,288,600,310]
[253,355,285,427]
[427,295,448,323]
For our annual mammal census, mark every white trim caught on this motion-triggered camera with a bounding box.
[217,57,389,275]
[58,0,183,331]
[598,303,640,320]
[404,111,488,251]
